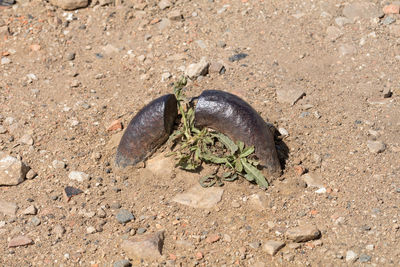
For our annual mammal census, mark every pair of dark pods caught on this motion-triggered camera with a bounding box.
[115,90,281,179]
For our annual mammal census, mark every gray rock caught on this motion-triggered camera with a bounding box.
[116,209,135,224]
[383,16,396,25]
[121,231,165,260]
[276,87,305,105]
[68,171,89,182]
[172,183,224,209]
[339,44,357,56]
[31,216,41,226]
[185,57,209,79]
[346,250,358,262]
[0,200,18,216]
[0,153,30,186]
[1,57,11,65]
[195,40,207,49]
[158,0,171,10]
[302,173,324,188]
[359,254,371,263]
[342,2,383,21]
[286,225,321,242]
[23,205,37,215]
[49,0,88,10]
[262,240,285,256]
[367,140,386,153]
[137,227,147,234]
[113,259,131,267]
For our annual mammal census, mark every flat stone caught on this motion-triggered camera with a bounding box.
[107,132,123,150]
[23,205,37,215]
[49,0,88,10]
[68,171,89,182]
[367,140,386,153]
[262,240,285,256]
[185,57,209,79]
[172,183,224,209]
[342,2,383,21]
[276,87,305,105]
[0,200,18,216]
[302,173,324,188]
[121,231,165,260]
[116,209,135,224]
[247,193,268,211]
[383,4,400,14]
[0,152,30,186]
[346,250,358,262]
[8,235,33,247]
[168,10,183,21]
[113,259,131,267]
[286,225,321,242]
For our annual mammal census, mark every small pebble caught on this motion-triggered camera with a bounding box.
[116,209,135,224]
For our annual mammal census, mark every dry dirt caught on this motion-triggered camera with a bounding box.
[1,0,400,266]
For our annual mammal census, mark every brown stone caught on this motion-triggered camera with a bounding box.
[8,235,33,247]
[121,231,165,260]
[286,225,321,243]
[49,0,88,10]
[383,4,400,14]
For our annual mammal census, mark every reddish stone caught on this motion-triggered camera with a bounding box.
[107,119,123,131]
[383,4,400,14]
[30,44,41,51]
[8,236,33,248]
[205,234,220,244]
[195,252,203,260]
[294,165,305,176]
[169,253,177,261]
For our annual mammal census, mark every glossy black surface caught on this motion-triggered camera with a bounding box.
[115,94,178,167]
[195,90,281,177]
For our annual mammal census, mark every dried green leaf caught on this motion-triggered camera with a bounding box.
[244,173,255,182]
[235,158,243,172]
[240,146,255,158]
[200,153,228,164]
[224,173,238,182]
[222,172,232,178]
[241,158,269,188]
[212,133,238,154]
[199,175,216,188]
[237,141,244,152]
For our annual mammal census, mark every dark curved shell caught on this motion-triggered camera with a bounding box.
[115,94,178,167]
[194,90,281,177]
